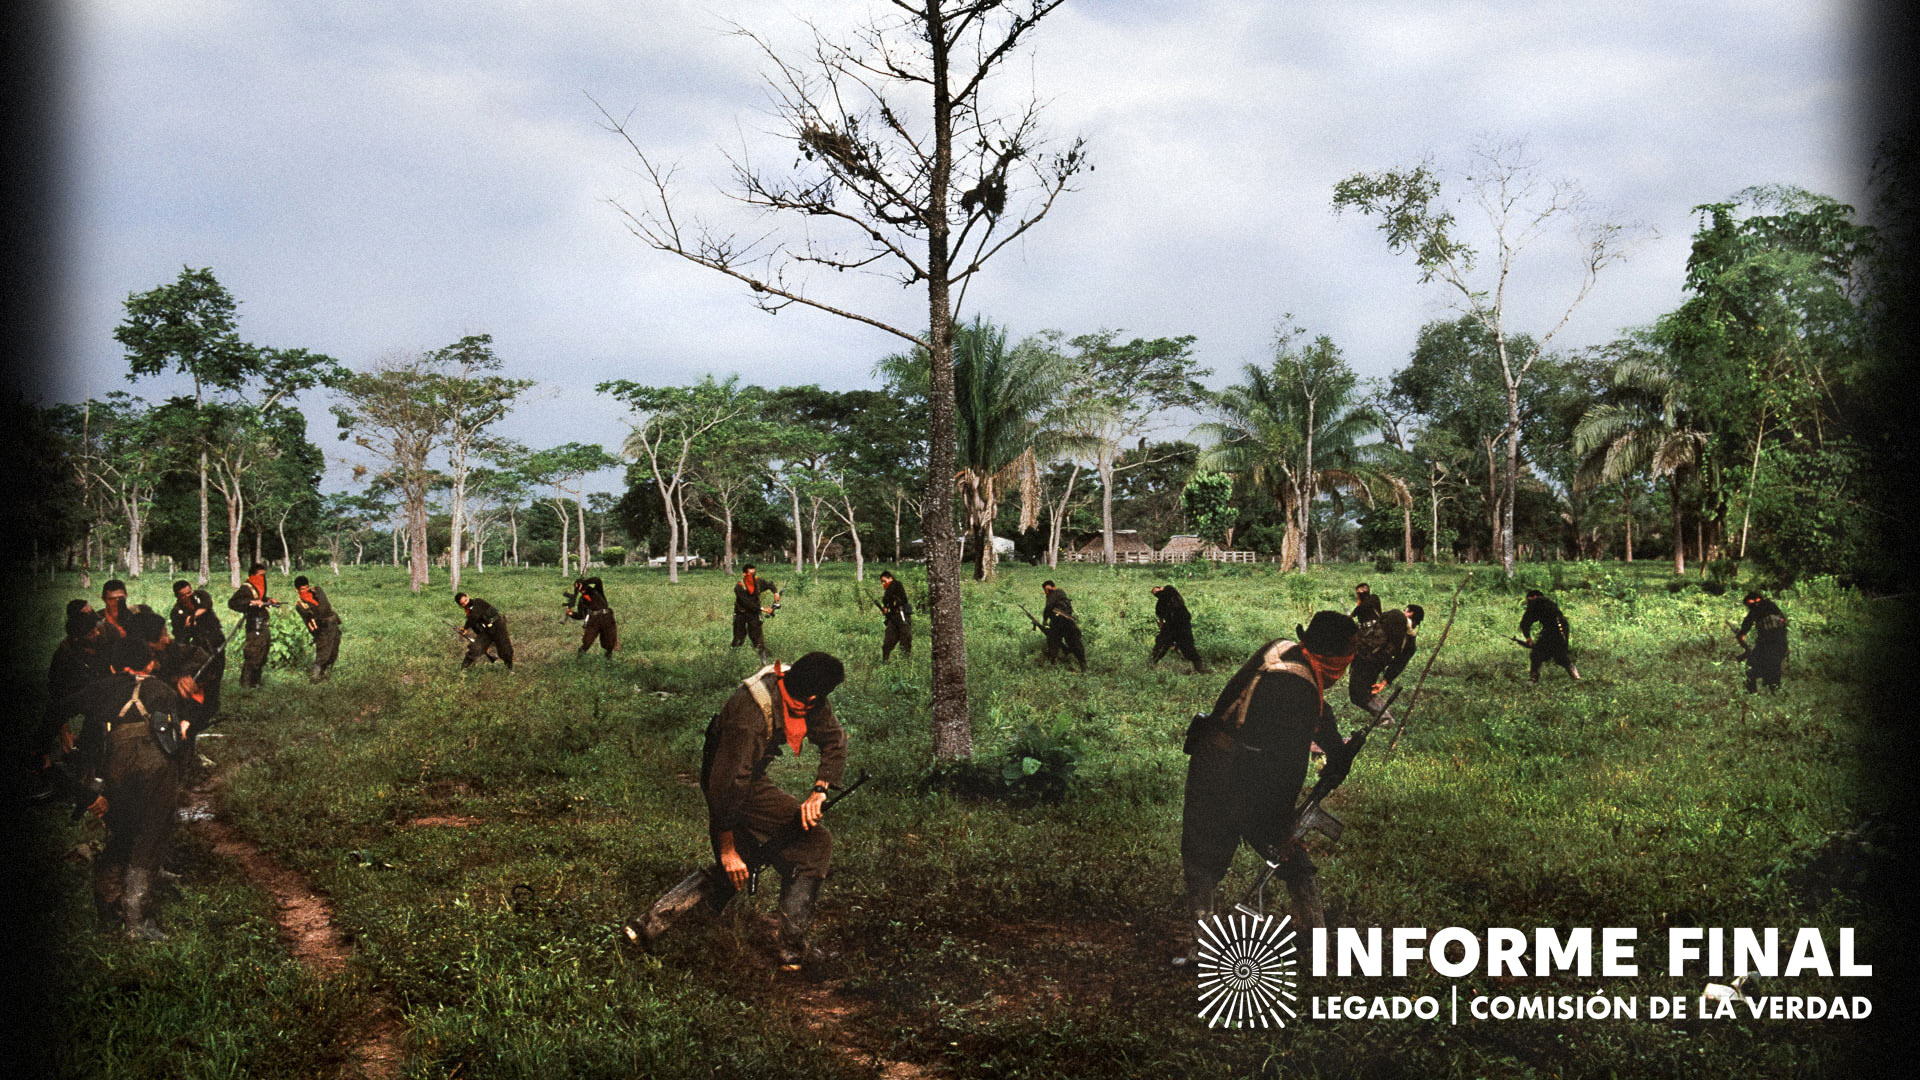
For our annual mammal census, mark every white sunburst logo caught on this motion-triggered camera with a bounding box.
[1195,911,1301,1028]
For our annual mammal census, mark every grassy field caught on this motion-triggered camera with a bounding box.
[11,559,1901,1078]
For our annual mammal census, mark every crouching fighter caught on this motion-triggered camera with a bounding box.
[626,652,849,971]
[51,634,193,940]
[1348,603,1422,713]
[1175,611,1360,965]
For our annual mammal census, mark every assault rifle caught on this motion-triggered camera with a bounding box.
[746,769,871,896]
[1015,602,1044,632]
[1234,575,1469,916]
[447,621,499,663]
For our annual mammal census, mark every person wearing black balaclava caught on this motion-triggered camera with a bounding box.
[1175,610,1360,965]
[626,651,848,972]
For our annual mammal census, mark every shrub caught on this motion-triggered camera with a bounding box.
[1280,572,1319,603]
[1372,554,1396,573]
[922,712,1083,804]
[599,546,626,564]
[1000,714,1082,803]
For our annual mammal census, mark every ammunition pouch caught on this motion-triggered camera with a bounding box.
[148,706,186,759]
[1182,713,1230,755]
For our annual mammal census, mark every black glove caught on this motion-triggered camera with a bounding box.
[1315,727,1368,795]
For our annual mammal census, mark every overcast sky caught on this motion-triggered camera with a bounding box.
[31,0,1873,495]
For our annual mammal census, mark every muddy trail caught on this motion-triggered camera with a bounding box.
[185,775,404,1080]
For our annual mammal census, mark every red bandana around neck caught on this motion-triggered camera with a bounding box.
[772,662,809,754]
[298,586,318,606]
[742,570,758,595]
[248,574,268,601]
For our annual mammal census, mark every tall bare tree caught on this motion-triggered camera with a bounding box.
[600,376,751,583]
[1063,332,1209,564]
[333,354,446,592]
[1334,138,1637,577]
[598,1,1085,759]
[430,334,533,593]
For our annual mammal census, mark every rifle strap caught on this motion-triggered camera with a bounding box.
[743,665,779,741]
[1223,640,1314,730]
[118,676,151,720]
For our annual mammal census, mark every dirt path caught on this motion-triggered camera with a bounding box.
[185,778,404,1079]
[787,981,936,1080]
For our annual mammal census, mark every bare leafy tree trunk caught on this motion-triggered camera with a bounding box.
[600,1,1082,760]
[1622,480,1635,562]
[1045,462,1080,568]
[578,497,591,570]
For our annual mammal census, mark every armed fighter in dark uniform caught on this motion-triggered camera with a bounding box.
[1348,603,1422,712]
[626,652,850,972]
[731,564,779,661]
[50,634,193,940]
[226,563,278,688]
[1519,590,1580,683]
[566,575,619,658]
[1149,584,1204,673]
[455,593,514,670]
[877,570,913,661]
[170,580,226,717]
[1176,611,1361,962]
[1735,591,1789,693]
[1040,580,1086,671]
[292,575,342,682]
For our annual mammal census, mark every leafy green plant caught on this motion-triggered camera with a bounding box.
[267,612,308,669]
[999,713,1083,803]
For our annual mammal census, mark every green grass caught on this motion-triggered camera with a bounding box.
[13,559,1899,1078]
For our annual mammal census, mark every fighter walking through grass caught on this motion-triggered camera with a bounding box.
[627,651,849,972]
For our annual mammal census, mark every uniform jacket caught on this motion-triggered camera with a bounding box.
[227,583,273,633]
[1155,587,1192,633]
[700,668,848,839]
[1042,588,1075,627]
[881,579,912,624]
[295,586,341,631]
[1520,597,1570,645]
[171,591,226,653]
[461,598,506,635]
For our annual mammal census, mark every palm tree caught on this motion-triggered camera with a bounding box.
[883,317,1093,579]
[1573,356,1708,573]
[1196,331,1372,570]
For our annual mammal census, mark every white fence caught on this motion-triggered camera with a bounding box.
[1063,548,1259,564]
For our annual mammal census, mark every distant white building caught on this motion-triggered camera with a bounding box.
[647,553,707,569]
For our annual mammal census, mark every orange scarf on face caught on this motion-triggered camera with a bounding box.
[772,662,809,754]
[1303,649,1354,689]
[248,573,268,602]
[298,586,318,607]
[742,570,758,596]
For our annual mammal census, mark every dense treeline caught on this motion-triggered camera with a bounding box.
[9,151,1910,593]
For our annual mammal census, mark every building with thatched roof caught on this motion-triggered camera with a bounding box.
[1158,534,1208,561]
[1070,529,1156,562]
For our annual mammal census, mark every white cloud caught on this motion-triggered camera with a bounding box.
[36,0,1878,489]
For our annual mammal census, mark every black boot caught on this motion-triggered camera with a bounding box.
[776,875,824,971]
[1274,851,1326,932]
[122,868,167,942]
[624,868,717,951]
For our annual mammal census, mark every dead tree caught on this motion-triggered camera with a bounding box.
[597,1,1086,761]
